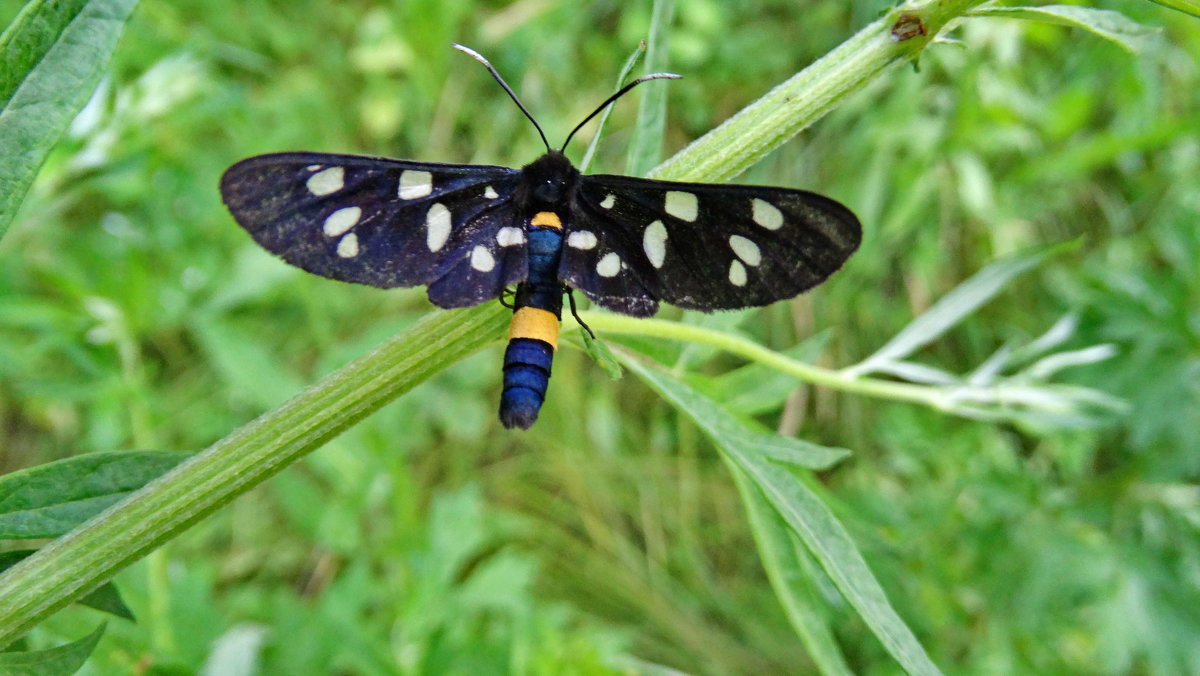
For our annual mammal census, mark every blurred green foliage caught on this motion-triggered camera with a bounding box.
[1,0,1197,673]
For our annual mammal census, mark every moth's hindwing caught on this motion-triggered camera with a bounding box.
[561,175,862,315]
[220,152,527,308]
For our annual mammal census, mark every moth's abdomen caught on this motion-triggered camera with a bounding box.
[500,216,564,429]
[500,306,560,429]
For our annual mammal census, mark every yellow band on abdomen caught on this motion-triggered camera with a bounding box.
[530,211,562,229]
[508,307,560,349]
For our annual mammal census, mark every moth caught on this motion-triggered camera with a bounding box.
[221,44,861,430]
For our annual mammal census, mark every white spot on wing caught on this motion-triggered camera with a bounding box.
[568,231,598,250]
[399,170,433,199]
[729,260,748,286]
[336,233,359,258]
[752,198,783,230]
[425,203,451,251]
[306,167,344,196]
[643,220,668,268]
[599,193,616,209]
[322,206,361,237]
[484,185,499,199]
[596,252,621,277]
[496,227,525,246]
[470,245,495,272]
[305,164,323,171]
[665,191,698,222]
[728,235,762,266]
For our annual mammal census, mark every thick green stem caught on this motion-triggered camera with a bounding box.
[0,304,509,647]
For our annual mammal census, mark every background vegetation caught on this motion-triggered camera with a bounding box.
[1,0,1197,673]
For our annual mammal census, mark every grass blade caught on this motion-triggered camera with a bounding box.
[624,0,675,177]
[0,0,139,238]
[578,41,646,174]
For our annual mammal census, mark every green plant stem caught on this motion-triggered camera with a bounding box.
[651,0,981,183]
[0,304,509,647]
[579,312,943,407]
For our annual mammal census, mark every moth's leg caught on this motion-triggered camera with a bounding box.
[566,288,596,339]
[498,286,516,310]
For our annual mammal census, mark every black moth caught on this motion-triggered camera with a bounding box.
[221,44,861,429]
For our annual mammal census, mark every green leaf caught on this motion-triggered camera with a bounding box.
[619,353,942,676]
[0,0,140,239]
[0,623,104,676]
[733,471,854,676]
[968,5,1162,53]
[73,584,134,623]
[579,329,623,380]
[846,243,1071,377]
[1146,0,1200,19]
[743,430,850,471]
[0,552,133,622]
[624,0,675,177]
[0,451,192,539]
[618,353,848,471]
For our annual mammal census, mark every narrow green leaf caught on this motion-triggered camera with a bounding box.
[0,552,134,621]
[732,470,854,676]
[846,243,1072,376]
[747,431,851,471]
[619,353,942,676]
[969,5,1162,53]
[578,41,645,174]
[0,623,104,676]
[0,0,140,238]
[1146,0,1200,19]
[0,451,192,539]
[1025,344,1118,379]
[579,329,623,380]
[618,352,848,470]
[624,0,675,177]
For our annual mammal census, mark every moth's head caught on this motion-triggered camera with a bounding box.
[520,151,577,207]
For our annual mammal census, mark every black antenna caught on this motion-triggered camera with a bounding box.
[452,43,551,152]
[560,72,681,152]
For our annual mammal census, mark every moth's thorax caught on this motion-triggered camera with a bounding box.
[517,150,579,211]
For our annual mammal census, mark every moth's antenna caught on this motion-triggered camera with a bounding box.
[452,43,551,153]
[560,72,681,152]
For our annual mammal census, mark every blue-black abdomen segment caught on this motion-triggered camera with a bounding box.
[500,338,554,429]
[499,223,564,429]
